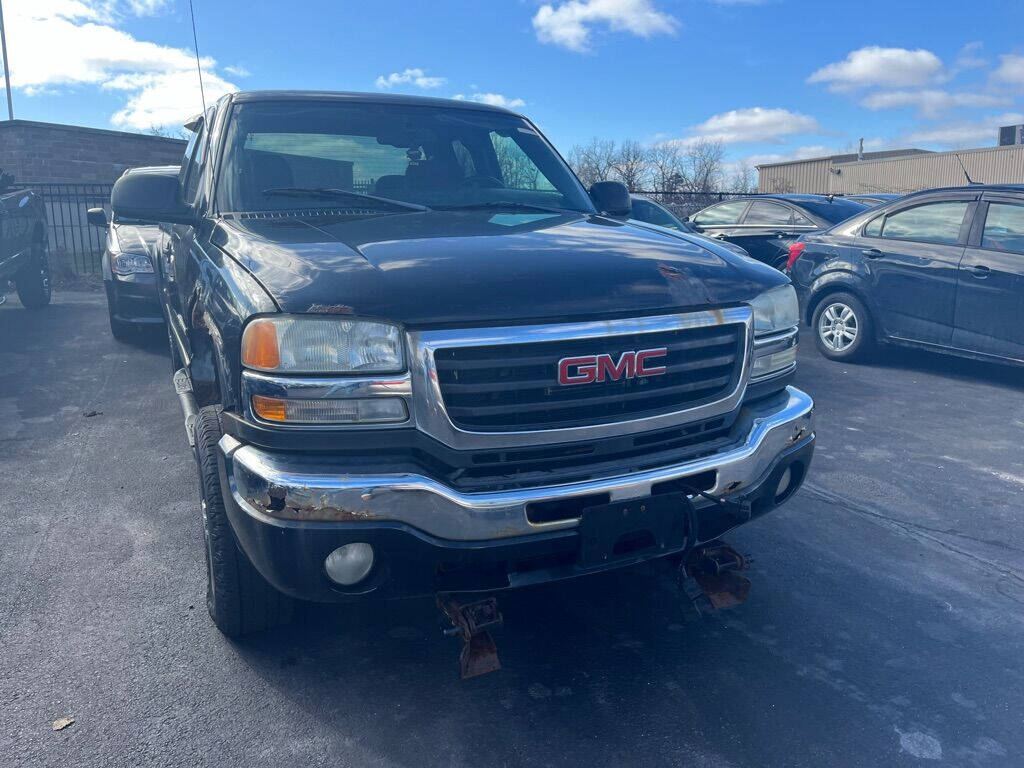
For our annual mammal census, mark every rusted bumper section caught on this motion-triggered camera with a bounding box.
[216,387,814,602]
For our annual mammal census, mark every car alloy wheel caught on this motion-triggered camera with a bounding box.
[818,301,858,352]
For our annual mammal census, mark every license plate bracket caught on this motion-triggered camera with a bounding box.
[578,492,691,568]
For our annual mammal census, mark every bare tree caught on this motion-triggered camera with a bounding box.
[649,142,685,192]
[681,139,725,194]
[610,140,650,191]
[567,137,618,188]
[728,160,757,193]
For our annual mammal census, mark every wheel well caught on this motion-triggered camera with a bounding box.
[805,282,870,326]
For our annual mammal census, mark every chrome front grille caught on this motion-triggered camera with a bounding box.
[434,324,745,432]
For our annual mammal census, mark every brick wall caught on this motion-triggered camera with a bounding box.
[0,120,187,184]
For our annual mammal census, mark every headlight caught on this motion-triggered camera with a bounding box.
[111,252,154,275]
[241,316,405,374]
[749,285,799,380]
[750,284,798,335]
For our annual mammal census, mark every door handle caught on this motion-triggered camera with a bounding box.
[713,233,727,240]
[969,264,991,279]
[773,231,788,238]
[861,248,883,258]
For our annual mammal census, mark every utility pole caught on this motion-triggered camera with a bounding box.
[0,0,13,120]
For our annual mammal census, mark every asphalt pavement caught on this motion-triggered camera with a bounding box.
[2,289,1023,767]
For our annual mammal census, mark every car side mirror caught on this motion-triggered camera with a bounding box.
[687,218,703,232]
[111,168,196,226]
[86,207,108,228]
[589,181,632,217]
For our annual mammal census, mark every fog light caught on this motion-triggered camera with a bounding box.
[324,543,375,586]
[774,466,793,502]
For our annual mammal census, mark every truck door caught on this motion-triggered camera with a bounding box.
[165,119,207,353]
[857,197,973,345]
[953,197,1024,361]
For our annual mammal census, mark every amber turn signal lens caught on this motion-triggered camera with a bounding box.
[252,395,288,422]
[241,319,281,370]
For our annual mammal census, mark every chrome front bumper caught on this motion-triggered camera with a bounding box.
[221,386,814,542]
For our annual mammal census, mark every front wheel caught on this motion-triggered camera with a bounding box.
[193,405,294,637]
[812,291,875,362]
[15,243,51,308]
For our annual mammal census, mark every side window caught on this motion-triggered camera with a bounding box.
[631,198,681,229]
[881,201,970,245]
[182,122,206,205]
[489,132,556,191]
[693,200,748,226]
[743,201,793,225]
[863,216,883,237]
[981,202,1024,255]
[793,211,814,226]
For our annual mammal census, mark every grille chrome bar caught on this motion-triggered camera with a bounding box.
[408,307,754,450]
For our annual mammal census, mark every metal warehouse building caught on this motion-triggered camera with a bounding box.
[757,144,1024,195]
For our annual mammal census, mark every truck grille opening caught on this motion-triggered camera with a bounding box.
[434,323,745,432]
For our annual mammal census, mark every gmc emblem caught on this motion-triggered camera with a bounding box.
[557,348,668,386]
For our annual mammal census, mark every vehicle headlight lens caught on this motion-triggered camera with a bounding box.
[750,285,799,335]
[111,252,154,275]
[241,316,405,374]
[749,285,799,380]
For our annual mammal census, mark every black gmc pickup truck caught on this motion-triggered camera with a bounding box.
[111,91,815,638]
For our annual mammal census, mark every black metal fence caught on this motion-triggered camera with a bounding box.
[22,182,113,274]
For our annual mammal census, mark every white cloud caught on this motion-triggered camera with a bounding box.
[861,89,1009,118]
[954,41,986,71]
[808,46,944,91]
[452,92,526,109]
[374,68,446,90]
[3,0,236,129]
[905,112,1024,147]
[224,64,251,78]
[532,0,678,53]
[993,54,1024,87]
[681,107,819,146]
[126,0,169,15]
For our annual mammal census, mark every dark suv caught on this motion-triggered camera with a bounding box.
[790,184,1024,365]
[689,194,868,270]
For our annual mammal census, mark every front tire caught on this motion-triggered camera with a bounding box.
[15,243,51,309]
[812,291,875,362]
[193,405,293,637]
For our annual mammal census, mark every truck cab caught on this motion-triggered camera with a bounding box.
[111,91,814,637]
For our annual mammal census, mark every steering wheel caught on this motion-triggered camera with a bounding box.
[463,174,505,189]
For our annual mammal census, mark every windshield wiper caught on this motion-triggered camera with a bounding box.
[433,201,572,214]
[260,187,429,212]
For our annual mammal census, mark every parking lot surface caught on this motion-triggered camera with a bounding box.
[3,290,1023,767]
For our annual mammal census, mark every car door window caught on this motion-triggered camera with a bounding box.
[693,200,748,226]
[863,215,883,237]
[631,198,681,229]
[792,210,814,226]
[981,202,1024,254]
[743,201,793,225]
[881,201,969,244]
[182,122,207,205]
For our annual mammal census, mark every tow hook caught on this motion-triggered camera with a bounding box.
[678,541,752,616]
[437,594,503,679]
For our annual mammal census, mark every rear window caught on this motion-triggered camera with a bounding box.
[799,198,868,224]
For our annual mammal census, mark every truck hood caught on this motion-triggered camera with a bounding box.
[212,210,786,326]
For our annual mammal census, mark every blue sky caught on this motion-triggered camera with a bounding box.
[6,0,1024,167]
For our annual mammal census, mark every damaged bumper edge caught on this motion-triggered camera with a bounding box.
[222,386,814,542]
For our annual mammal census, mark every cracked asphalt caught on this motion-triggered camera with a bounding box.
[3,289,1023,767]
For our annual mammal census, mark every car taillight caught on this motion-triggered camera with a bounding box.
[786,242,806,271]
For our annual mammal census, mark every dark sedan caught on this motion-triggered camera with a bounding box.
[627,194,754,258]
[789,184,1024,366]
[688,194,869,270]
[89,208,166,341]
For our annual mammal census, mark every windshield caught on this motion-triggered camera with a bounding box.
[216,100,595,215]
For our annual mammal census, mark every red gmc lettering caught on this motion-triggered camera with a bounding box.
[557,347,668,386]
[635,347,668,376]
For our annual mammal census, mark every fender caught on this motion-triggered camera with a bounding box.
[804,269,879,327]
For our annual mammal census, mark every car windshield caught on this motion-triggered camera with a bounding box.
[216,100,595,215]
[799,198,868,224]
